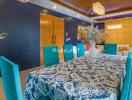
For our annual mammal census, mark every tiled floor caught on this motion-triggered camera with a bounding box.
[0,66,43,100]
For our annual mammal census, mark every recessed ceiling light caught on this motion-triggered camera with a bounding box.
[65,17,73,21]
[41,13,47,16]
[41,9,48,15]
[53,4,57,9]
[77,14,80,18]
[17,0,29,3]
[107,24,122,30]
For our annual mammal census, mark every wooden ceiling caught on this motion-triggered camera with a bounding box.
[51,0,132,17]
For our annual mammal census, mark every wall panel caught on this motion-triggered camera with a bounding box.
[105,18,132,47]
[0,0,41,71]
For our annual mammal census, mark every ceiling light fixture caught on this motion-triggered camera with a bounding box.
[41,9,48,15]
[77,14,80,18]
[17,0,29,3]
[93,2,105,15]
[41,13,47,16]
[107,24,122,30]
[53,4,57,9]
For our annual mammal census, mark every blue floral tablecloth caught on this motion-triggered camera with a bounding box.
[25,54,126,100]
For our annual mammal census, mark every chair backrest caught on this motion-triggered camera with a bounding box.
[77,43,85,57]
[128,52,132,100]
[43,46,59,67]
[120,52,132,100]
[0,56,23,100]
[128,74,132,100]
[104,43,117,55]
[63,44,74,61]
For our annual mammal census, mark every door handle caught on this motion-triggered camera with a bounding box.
[52,34,54,44]
[54,35,56,44]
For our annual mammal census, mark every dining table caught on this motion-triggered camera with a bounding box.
[24,54,127,100]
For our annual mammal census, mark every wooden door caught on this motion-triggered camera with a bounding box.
[54,17,64,46]
[54,17,64,62]
[40,14,65,65]
[40,14,54,65]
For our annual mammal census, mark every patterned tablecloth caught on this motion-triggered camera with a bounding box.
[25,54,127,100]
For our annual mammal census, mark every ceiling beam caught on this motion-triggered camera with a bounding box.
[90,6,132,17]
[50,0,88,17]
[92,10,132,20]
[29,0,96,23]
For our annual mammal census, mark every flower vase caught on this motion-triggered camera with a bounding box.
[89,40,97,63]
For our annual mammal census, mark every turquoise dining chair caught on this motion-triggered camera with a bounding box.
[63,44,74,61]
[120,52,132,100]
[128,74,132,100]
[77,43,85,57]
[43,46,59,67]
[0,56,23,100]
[128,52,132,100]
[104,43,117,55]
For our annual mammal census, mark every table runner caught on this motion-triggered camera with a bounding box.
[25,54,126,100]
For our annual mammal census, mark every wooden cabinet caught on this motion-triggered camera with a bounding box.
[40,14,64,65]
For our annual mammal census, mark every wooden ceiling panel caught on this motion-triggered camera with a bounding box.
[51,0,132,17]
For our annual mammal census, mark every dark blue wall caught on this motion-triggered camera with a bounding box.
[0,0,42,70]
[0,0,90,71]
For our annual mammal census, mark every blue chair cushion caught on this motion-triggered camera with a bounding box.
[77,43,85,57]
[104,44,117,55]
[0,56,23,100]
[43,46,59,67]
[63,44,74,61]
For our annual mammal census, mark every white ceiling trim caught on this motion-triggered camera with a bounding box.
[92,10,132,20]
[29,0,96,23]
